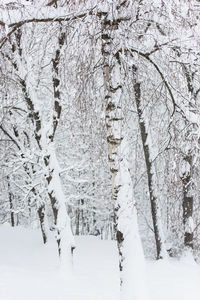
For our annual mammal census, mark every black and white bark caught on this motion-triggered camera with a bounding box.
[42,24,75,265]
[101,3,147,299]
[6,26,74,263]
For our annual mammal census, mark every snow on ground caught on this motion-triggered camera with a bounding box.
[0,224,200,300]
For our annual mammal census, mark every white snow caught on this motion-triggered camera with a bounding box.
[0,224,200,300]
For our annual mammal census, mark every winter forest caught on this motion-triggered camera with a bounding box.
[0,0,200,299]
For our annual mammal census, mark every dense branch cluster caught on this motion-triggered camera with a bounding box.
[0,0,200,298]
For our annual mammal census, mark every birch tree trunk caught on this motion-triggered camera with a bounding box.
[133,65,168,259]
[44,145,74,267]
[101,3,148,299]
[10,26,74,267]
[42,24,75,267]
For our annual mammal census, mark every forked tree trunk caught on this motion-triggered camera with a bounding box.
[44,24,75,264]
[133,65,168,259]
[11,27,74,264]
[44,146,75,266]
[101,4,148,299]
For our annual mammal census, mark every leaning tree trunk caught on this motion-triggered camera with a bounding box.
[133,65,168,260]
[11,27,74,263]
[101,4,148,300]
[8,29,49,243]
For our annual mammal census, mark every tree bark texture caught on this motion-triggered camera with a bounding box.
[181,155,194,250]
[11,26,74,263]
[133,65,168,260]
[101,3,147,299]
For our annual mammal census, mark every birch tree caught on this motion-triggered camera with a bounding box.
[101,1,148,299]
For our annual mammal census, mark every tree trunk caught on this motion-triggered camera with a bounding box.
[181,155,194,251]
[37,205,48,244]
[133,65,168,259]
[7,180,15,227]
[44,146,74,267]
[13,25,74,264]
[101,4,148,299]
[75,206,80,236]
[180,65,194,253]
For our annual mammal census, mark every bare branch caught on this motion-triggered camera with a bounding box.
[0,124,21,150]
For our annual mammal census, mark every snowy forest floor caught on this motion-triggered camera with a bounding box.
[0,224,200,300]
